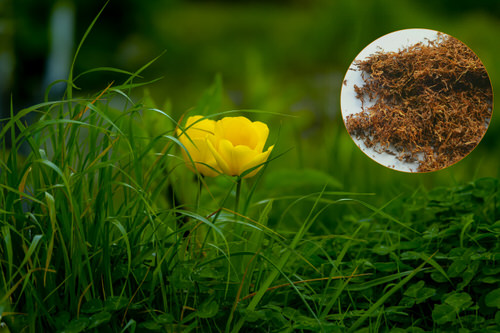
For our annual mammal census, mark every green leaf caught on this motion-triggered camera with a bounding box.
[495,311,500,325]
[404,281,424,298]
[292,315,320,330]
[104,296,129,312]
[80,299,104,314]
[447,259,468,278]
[197,298,219,319]
[430,271,448,283]
[432,304,456,324]
[480,276,500,284]
[405,328,425,333]
[415,288,436,304]
[140,321,161,331]
[485,288,500,308]
[372,244,396,256]
[60,318,89,333]
[170,264,193,289]
[422,225,439,240]
[444,293,472,312]
[239,309,266,323]
[157,313,175,324]
[427,187,451,201]
[472,177,498,198]
[121,319,136,333]
[54,312,71,330]
[457,262,479,290]
[87,312,112,329]
[483,266,500,276]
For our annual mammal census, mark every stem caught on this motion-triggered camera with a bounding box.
[235,177,242,214]
[233,177,243,243]
[195,175,203,211]
[233,177,244,278]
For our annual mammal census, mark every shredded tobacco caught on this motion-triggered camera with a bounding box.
[345,33,493,172]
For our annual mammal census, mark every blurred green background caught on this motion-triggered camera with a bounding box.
[1,0,499,201]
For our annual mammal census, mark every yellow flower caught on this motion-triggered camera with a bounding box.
[177,116,221,177]
[207,116,273,178]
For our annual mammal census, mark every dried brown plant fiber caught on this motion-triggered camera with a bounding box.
[345,33,493,172]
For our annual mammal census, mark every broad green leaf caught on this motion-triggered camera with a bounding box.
[480,276,500,284]
[404,281,424,298]
[157,313,175,324]
[292,315,320,330]
[140,321,161,331]
[80,299,104,314]
[54,312,71,330]
[104,296,129,312]
[430,271,448,283]
[415,288,436,304]
[432,304,456,324]
[372,244,396,256]
[121,319,136,333]
[197,298,219,319]
[60,318,89,333]
[472,177,498,198]
[447,259,467,278]
[483,266,500,276]
[444,293,472,312]
[457,262,479,290]
[240,309,266,323]
[87,312,112,329]
[422,225,439,240]
[170,265,193,289]
[485,289,500,308]
[405,328,425,333]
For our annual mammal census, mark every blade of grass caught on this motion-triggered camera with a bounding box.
[231,188,328,332]
[348,251,437,332]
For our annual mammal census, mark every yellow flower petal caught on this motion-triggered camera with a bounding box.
[215,116,259,150]
[241,145,274,178]
[251,121,270,152]
[181,137,220,177]
[178,115,220,177]
[182,116,215,139]
[207,139,231,176]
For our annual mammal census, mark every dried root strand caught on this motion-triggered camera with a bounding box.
[346,33,492,172]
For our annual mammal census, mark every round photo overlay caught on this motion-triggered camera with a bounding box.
[340,29,493,172]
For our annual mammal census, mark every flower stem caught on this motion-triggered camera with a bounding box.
[233,177,243,245]
[235,177,242,214]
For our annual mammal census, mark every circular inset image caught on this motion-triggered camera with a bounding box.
[340,29,493,172]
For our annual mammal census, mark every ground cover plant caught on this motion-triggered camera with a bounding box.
[1,5,500,333]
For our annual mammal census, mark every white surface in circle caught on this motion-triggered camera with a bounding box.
[340,29,441,172]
